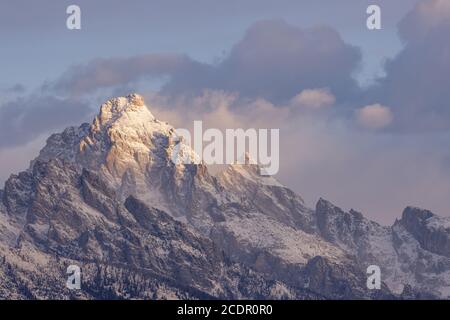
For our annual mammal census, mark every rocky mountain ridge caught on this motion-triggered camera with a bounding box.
[0,94,448,299]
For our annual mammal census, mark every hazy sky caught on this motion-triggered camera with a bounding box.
[0,0,418,89]
[1,0,450,224]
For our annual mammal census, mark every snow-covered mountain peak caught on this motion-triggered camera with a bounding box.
[401,206,434,223]
[92,93,155,133]
[221,163,284,188]
[3,94,450,299]
[316,198,335,211]
[33,94,200,200]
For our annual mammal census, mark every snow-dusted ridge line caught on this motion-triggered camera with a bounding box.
[0,93,449,299]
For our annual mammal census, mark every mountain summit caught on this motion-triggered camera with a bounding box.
[0,94,449,299]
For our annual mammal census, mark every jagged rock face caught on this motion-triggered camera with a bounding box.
[316,198,367,247]
[316,200,450,298]
[0,160,316,299]
[36,95,202,218]
[217,164,316,232]
[301,256,394,300]
[399,207,450,257]
[0,94,448,299]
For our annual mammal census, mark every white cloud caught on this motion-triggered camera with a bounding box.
[290,88,336,109]
[355,104,393,129]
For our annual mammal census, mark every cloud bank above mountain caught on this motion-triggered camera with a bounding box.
[5,0,450,147]
[371,0,450,132]
[0,95,91,149]
[50,20,362,104]
[39,0,450,133]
